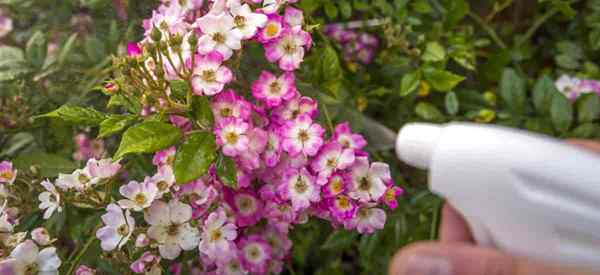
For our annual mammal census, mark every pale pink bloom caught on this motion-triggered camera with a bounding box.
[0,14,13,38]
[238,128,268,171]
[284,7,303,26]
[311,143,355,185]
[257,14,283,42]
[349,157,390,202]
[142,2,189,41]
[332,122,367,151]
[75,265,96,275]
[145,200,200,260]
[96,203,135,251]
[278,168,319,211]
[199,208,238,263]
[131,252,161,274]
[84,158,121,179]
[191,52,233,96]
[195,13,243,60]
[0,240,61,274]
[251,71,297,108]
[135,233,150,248]
[54,169,96,191]
[237,235,272,274]
[344,206,386,234]
[0,161,16,185]
[230,3,267,39]
[31,227,51,246]
[153,146,176,167]
[215,118,250,157]
[272,95,318,123]
[118,180,159,211]
[280,114,324,157]
[265,26,312,71]
[38,180,62,220]
[211,89,252,122]
[262,129,282,167]
[150,165,176,197]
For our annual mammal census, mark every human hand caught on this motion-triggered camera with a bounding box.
[388,140,600,275]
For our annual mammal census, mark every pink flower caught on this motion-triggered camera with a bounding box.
[195,13,243,60]
[281,114,324,157]
[215,118,250,157]
[153,146,176,167]
[216,256,248,275]
[257,14,283,43]
[321,172,349,198]
[96,203,135,251]
[344,206,386,234]
[199,208,238,263]
[348,157,390,203]
[329,195,357,221]
[262,227,291,259]
[225,189,263,227]
[31,227,51,246]
[265,26,312,71]
[332,122,367,151]
[311,143,355,185]
[76,265,96,275]
[118,180,159,211]
[230,3,268,39]
[238,128,268,171]
[284,7,303,27]
[272,95,318,123]
[84,158,121,179]
[278,168,319,211]
[211,89,253,122]
[150,165,176,197]
[262,129,282,167]
[131,252,161,274]
[237,235,272,274]
[0,161,17,184]
[381,185,404,210]
[191,52,233,96]
[251,71,297,108]
[127,42,142,57]
[170,115,193,133]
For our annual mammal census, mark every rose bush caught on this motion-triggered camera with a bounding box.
[1,0,600,274]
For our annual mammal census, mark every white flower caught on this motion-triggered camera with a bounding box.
[31,227,51,246]
[195,13,243,60]
[54,169,96,192]
[0,240,61,275]
[96,203,135,251]
[38,180,62,220]
[144,200,200,260]
[151,166,176,198]
[0,201,14,234]
[230,3,267,39]
[118,180,159,211]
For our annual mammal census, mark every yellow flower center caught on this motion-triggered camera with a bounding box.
[294,178,308,193]
[234,15,246,28]
[201,70,216,82]
[212,32,226,44]
[269,81,282,95]
[265,23,279,37]
[297,130,309,142]
[210,229,222,241]
[224,131,239,145]
[134,193,147,205]
[358,177,371,191]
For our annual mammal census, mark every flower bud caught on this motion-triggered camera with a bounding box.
[103,82,119,95]
[31,227,51,246]
[187,32,198,48]
[151,26,162,42]
[169,33,183,48]
[483,90,497,106]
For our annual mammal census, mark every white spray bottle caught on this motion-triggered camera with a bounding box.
[395,122,600,272]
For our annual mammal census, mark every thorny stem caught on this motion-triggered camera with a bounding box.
[467,11,507,49]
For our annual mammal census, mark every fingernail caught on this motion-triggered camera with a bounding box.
[404,254,453,275]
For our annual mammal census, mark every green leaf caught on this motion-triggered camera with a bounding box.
[442,0,469,27]
[321,230,358,250]
[173,132,216,184]
[322,46,342,81]
[36,105,108,126]
[98,115,137,138]
[571,123,599,138]
[339,0,353,19]
[399,71,421,96]
[358,231,381,255]
[114,121,182,160]
[324,2,339,19]
[525,118,555,136]
[84,36,106,63]
[26,31,48,69]
[58,33,78,65]
[550,92,574,134]
[192,96,214,127]
[532,75,558,115]
[422,42,446,62]
[217,155,237,189]
[13,152,77,178]
[412,0,433,13]
[107,94,142,114]
[169,79,189,102]
[590,29,600,51]
[445,92,460,115]
[423,68,464,92]
[0,67,31,82]
[499,68,527,115]
[0,46,25,68]
[576,93,600,123]
[415,102,444,122]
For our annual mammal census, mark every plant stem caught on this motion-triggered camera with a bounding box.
[516,0,579,47]
[66,229,98,275]
[322,103,335,134]
[467,11,507,49]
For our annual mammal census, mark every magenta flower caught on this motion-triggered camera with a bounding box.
[0,161,17,185]
[191,52,233,96]
[265,26,312,71]
[278,168,319,211]
[211,89,253,122]
[332,122,367,151]
[127,42,142,57]
[251,71,297,108]
[284,7,303,27]
[344,206,386,234]
[225,188,263,227]
[281,114,324,157]
[215,118,250,157]
[349,157,390,203]
[321,172,349,198]
[238,128,268,171]
[381,185,404,210]
[272,95,318,123]
[76,265,97,275]
[257,14,283,43]
[311,143,355,185]
[153,146,176,167]
[130,252,161,274]
[263,129,282,167]
[329,195,357,221]
[238,235,272,274]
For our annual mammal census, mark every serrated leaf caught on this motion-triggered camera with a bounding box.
[550,92,574,134]
[13,152,77,178]
[532,75,557,115]
[192,96,214,127]
[423,68,464,92]
[499,68,527,115]
[114,121,182,160]
[576,93,600,123]
[36,105,108,126]
[173,132,216,184]
[321,230,358,250]
[399,71,420,96]
[217,155,237,189]
[445,91,459,115]
[422,42,446,62]
[98,115,137,138]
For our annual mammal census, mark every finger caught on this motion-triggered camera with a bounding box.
[567,139,600,154]
[389,242,598,275]
[439,203,474,243]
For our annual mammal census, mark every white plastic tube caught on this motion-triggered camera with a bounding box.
[396,122,600,271]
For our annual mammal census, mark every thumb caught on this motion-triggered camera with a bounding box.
[388,242,599,275]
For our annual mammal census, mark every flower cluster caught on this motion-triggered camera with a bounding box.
[324,24,379,65]
[73,133,106,162]
[0,227,61,274]
[555,75,600,100]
